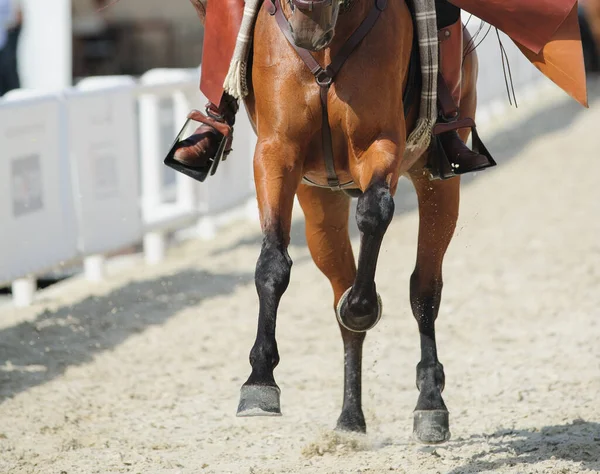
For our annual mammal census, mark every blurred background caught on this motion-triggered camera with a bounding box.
[1,0,205,94]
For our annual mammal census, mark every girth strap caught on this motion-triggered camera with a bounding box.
[271,0,388,189]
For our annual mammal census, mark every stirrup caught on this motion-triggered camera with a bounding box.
[163,110,232,183]
[426,119,496,181]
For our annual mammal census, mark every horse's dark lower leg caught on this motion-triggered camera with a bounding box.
[237,142,300,417]
[337,182,395,333]
[237,232,292,416]
[409,172,459,444]
[337,328,366,432]
[411,270,449,442]
[296,184,366,433]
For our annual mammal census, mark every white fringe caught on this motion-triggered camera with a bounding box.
[406,117,434,154]
[223,0,261,99]
[223,59,247,100]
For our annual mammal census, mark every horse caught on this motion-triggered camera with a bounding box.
[194,0,479,444]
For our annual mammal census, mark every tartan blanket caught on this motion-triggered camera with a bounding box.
[223,0,439,157]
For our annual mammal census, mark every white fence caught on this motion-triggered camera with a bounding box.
[0,67,257,306]
[0,20,552,308]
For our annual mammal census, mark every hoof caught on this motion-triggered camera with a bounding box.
[336,288,382,333]
[236,384,282,417]
[335,411,367,434]
[413,410,451,444]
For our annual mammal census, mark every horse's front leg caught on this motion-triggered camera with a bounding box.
[236,139,302,417]
[336,139,400,333]
[408,171,459,444]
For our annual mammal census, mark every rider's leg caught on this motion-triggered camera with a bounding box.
[173,0,243,169]
[434,0,494,174]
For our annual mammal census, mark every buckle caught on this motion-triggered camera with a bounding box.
[316,69,333,87]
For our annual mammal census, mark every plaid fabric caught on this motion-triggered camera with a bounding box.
[405,0,439,159]
[224,0,439,158]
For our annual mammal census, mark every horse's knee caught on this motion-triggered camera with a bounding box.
[255,235,293,299]
[356,183,395,236]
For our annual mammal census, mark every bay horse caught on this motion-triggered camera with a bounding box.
[196,0,478,444]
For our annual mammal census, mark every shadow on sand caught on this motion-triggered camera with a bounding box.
[445,420,600,473]
[0,269,253,404]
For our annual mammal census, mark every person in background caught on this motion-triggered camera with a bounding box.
[5,0,23,91]
[0,0,10,96]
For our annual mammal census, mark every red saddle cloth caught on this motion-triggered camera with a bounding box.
[198,0,588,107]
[449,0,588,106]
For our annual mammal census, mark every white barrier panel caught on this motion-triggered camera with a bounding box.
[0,94,78,287]
[65,78,143,257]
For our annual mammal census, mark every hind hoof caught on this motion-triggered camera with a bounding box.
[336,288,382,333]
[236,385,282,417]
[413,410,451,444]
[335,410,366,434]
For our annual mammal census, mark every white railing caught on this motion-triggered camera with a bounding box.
[0,67,257,307]
[0,20,555,308]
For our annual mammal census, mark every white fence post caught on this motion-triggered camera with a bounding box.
[143,232,166,265]
[12,277,36,308]
[139,93,167,264]
[172,91,197,211]
[84,255,106,282]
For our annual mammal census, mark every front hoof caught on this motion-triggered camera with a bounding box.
[236,384,282,417]
[413,410,451,444]
[336,288,382,333]
[335,410,366,434]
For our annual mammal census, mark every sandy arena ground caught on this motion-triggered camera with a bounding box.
[1,81,600,473]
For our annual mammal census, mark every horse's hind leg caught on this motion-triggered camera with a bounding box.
[408,171,459,444]
[236,141,302,417]
[296,184,367,433]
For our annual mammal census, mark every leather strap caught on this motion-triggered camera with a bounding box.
[432,117,474,135]
[273,0,387,190]
[436,71,459,119]
[187,109,233,138]
[327,0,388,78]
[273,4,324,77]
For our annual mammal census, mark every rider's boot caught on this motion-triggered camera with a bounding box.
[172,92,239,169]
[432,18,495,179]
